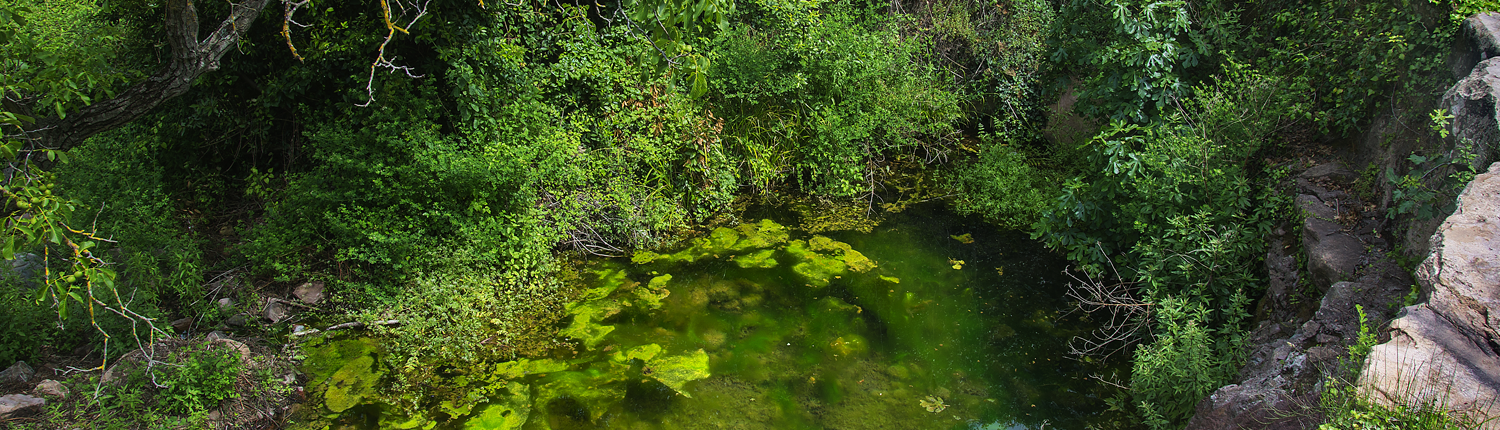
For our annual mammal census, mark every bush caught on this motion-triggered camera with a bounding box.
[160,344,241,414]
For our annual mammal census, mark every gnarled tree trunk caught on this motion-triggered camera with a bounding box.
[31,0,272,152]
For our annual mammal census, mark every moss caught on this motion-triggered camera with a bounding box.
[841,249,876,273]
[325,355,381,413]
[732,219,790,250]
[560,300,619,348]
[490,358,567,380]
[707,227,741,252]
[646,349,711,397]
[612,343,663,364]
[303,338,380,389]
[533,370,628,423]
[463,381,531,430]
[731,249,779,268]
[827,335,868,356]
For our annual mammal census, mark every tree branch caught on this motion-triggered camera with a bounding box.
[31,0,272,153]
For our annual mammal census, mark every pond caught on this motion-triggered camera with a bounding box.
[301,204,1123,429]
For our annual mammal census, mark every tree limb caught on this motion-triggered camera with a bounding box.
[31,0,272,153]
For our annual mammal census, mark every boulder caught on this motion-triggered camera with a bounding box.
[1359,162,1500,426]
[1450,12,1500,80]
[1186,384,1315,430]
[33,379,67,399]
[265,301,289,323]
[216,297,235,311]
[293,281,325,305]
[170,316,195,332]
[0,394,44,418]
[1298,194,1364,290]
[0,361,35,384]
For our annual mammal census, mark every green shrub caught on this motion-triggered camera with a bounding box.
[160,344,241,414]
[710,0,963,197]
[948,132,1060,229]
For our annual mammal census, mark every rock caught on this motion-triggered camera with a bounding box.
[1442,60,1500,196]
[33,379,67,399]
[1185,384,1316,430]
[1298,162,1358,183]
[5,252,43,288]
[212,337,252,361]
[1359,162,1500,426]
[1299,195,1364,290]
[0,361,35,384]
[1358,306,1500,424]
[0,394,44,418]
[292,281,325,304]
[216,297,235,311]
[171,316,195,332]
[206,331,229,342]
[265,301,289,323]
[224,313,248,327]
[1450,12,1500,79]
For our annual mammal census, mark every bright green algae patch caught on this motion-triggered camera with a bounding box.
[295,212,1120,429]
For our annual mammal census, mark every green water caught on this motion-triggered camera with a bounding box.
[303,205,1122,429]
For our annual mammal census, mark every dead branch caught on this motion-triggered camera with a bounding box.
[1065,244,1154,361]
[290,319,400,337]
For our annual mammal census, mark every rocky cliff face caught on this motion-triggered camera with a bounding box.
[1358,161,1500,426]
[1189,13,1500,429]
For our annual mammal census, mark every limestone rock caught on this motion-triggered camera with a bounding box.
[170,316,194,332]
[216,297,235,311]
[1443,60,1500,188]
[264,301,288,323]
[1186,384,1315,430]
[0,361,35,384]
[33,379,67,399]
[212,337,252,361]
[1298,195,1363,290]
[293,281,325,304]
[0,394,44,418]
[1359,162,1500,426]
[1451,12,1500,79]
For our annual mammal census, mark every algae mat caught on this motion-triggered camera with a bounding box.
[299,205,1119,429]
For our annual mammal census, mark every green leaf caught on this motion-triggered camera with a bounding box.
[2,235,13,260]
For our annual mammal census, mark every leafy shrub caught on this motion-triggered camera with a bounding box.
[947,132,1060,229]
[160,344,241,414]
[710,0,963,197]
[0,282,50,364]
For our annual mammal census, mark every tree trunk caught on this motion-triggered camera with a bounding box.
[32,0,272,153]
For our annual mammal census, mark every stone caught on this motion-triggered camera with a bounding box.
[170,316,194,332]
[5,252,43,288]
[0,361,35,384]
[1358,306,1500,424]
[293,281,325,304]
[212,337,252,361]
[216,297,235,311]
[33,379,67,399]
[1185,384,1316,430]
[1359,162,1500,427]
[1450,12,1500,79]
[0,394,44,418]
[224,313,248,327]
[1298,162,1358,183]
[1442,61,1500,195]
[1299,195,1364,290]
[265,301,289,323]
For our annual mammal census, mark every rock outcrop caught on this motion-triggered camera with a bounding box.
[1187,164,1413,429]
[1358,161,1500,426]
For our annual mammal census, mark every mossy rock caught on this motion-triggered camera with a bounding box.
[731,219,790,250]
[706,227,741,252]
[302,338,380,388]
[791,253,847,287]
[560,300,618,348]
[533,369,628,423]
[490,358,568,380]
[611,343,664,364]
[325,355,381,413]
[463,381,530,430]
[827,335,869,357]
[731,249,779,269]
[840,249,876,273]
[646,349,711,397]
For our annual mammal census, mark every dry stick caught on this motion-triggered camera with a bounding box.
[290,320,400,337]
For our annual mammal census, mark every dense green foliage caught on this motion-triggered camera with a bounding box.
[2,0,1494,426]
